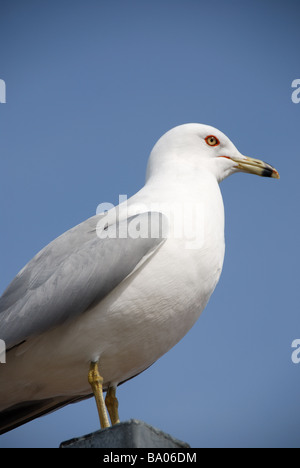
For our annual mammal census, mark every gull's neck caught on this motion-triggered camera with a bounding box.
[144,162,222,206]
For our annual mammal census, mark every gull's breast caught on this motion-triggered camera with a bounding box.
[82,227,225,387]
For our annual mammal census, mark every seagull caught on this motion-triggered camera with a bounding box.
[0,123,279,434]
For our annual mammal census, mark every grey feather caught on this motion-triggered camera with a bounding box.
[0,211,168,349]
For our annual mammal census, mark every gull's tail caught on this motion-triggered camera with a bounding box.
[0,395,91,435]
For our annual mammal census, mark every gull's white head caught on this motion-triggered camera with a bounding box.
[146,123,279,183]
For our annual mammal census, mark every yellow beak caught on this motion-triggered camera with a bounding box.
[225,155,280,179]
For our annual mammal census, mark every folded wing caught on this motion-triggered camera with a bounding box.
[0,211,168,349]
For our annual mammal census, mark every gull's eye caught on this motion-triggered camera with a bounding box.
[205,135,220,147]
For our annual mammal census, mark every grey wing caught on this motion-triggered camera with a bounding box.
[0,211,168,349]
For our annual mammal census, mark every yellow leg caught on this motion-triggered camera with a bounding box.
[105,386,120,425]
[88,361,110,429]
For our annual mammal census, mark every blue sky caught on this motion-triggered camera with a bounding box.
[0,0,299,448]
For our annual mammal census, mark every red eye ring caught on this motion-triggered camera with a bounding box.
[205,135,220,147]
